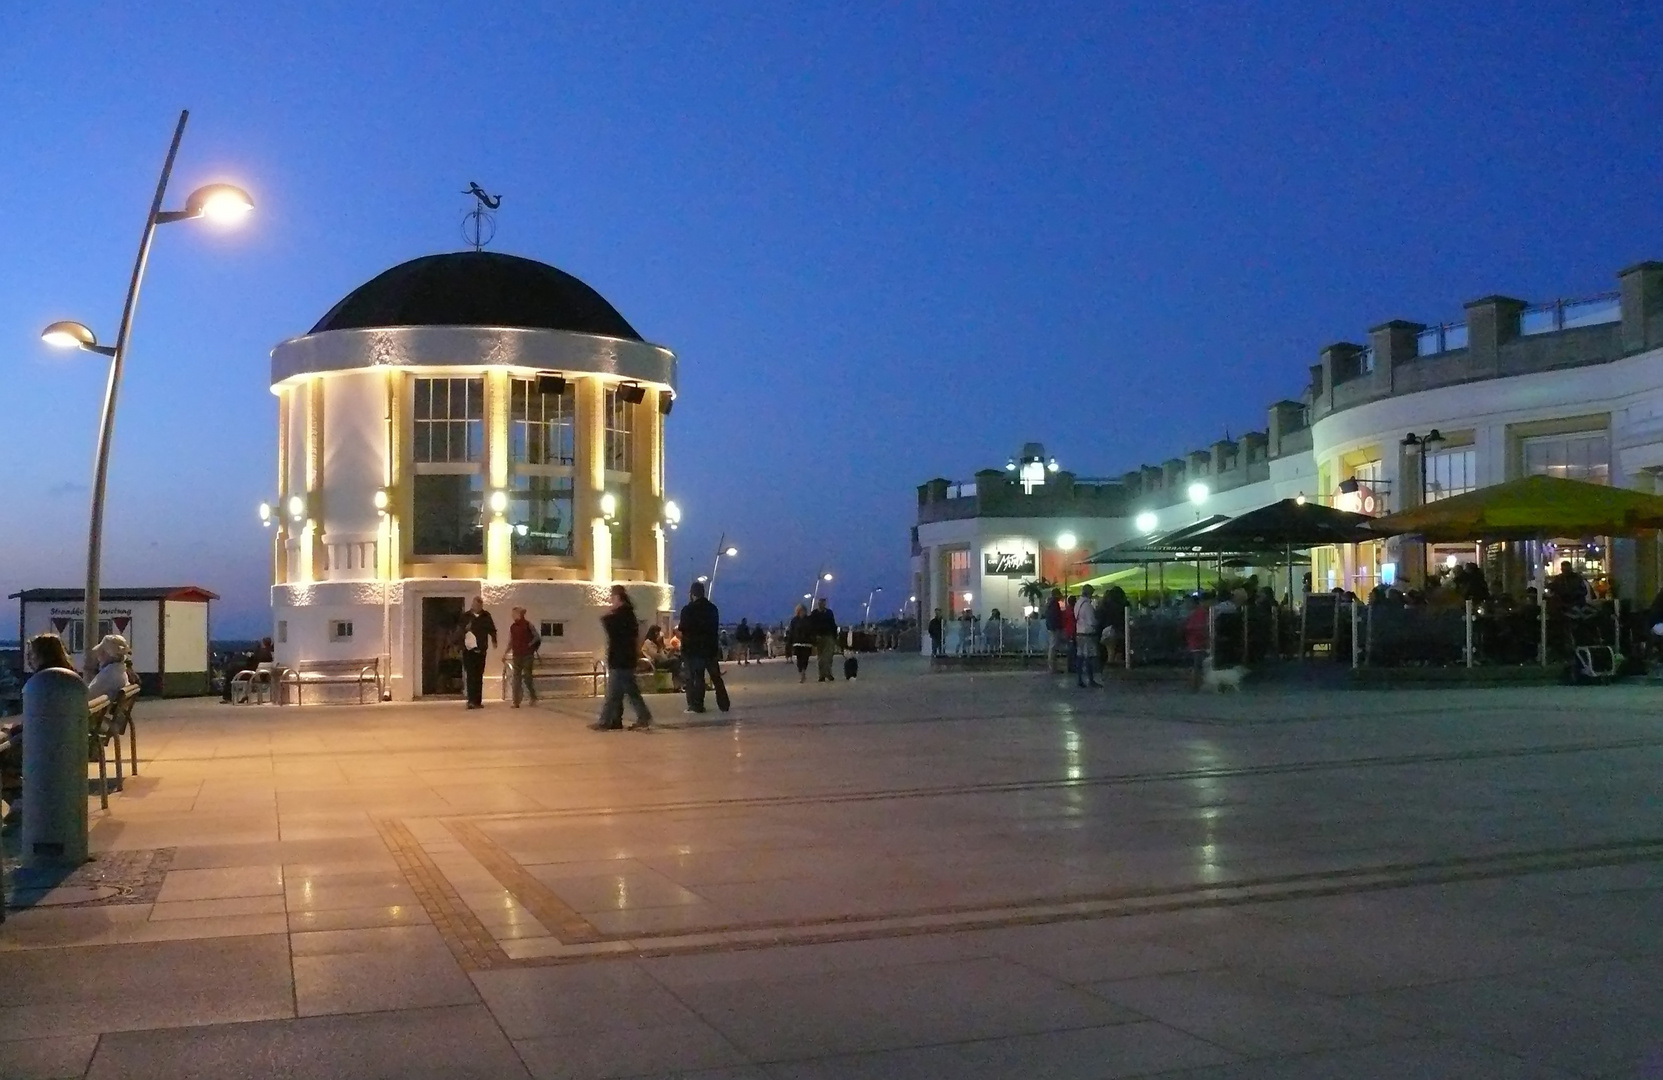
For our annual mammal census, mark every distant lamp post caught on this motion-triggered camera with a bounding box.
[1401,429,1445,580]
[1056,532,1078,595]
[708,533,738,597]
[863,587,884,627]
[811,568,833,605]
[40,109,252,676]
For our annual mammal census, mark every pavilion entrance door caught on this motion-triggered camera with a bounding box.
[420,596,466,697]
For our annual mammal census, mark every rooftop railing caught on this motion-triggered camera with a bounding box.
[1417,322,1469,356]
[1519,292,1621,336]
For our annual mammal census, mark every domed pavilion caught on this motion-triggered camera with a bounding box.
[268,251,677,700]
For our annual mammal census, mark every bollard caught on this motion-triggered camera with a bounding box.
[21,669,90,868]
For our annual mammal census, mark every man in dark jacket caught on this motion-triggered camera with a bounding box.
[808,598,839,682]
[927,609,944,657]
[458,596,497,709]
[678,581,722,712]
[1044,589,1066,673]
[594,585,651,730]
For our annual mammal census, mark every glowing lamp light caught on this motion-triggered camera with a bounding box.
[1134,511,1158,534]
[1057,531,1078,552]
[258,502,272,527]
[908,594,917,602]
[1046,458,1059,473]
[663,500,682,528]
[1187,481,1210,505]
[1295,493,1307,506]
[697,575,710,583]
[822,572,834,582]
[514,523,529,536]
[599,492,618,518]
[373,489,390,512]
[725,546,738,557]
[187,183,255,223]
[286,495,306,522]
[962,592,973,604]
[488,489,509,514]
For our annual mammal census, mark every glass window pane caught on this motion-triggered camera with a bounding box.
[415,379,432,420]
[412,474,484,556]
[510,476,574,556]
[465,379,484,420]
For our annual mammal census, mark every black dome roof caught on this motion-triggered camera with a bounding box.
[310,251,643,340]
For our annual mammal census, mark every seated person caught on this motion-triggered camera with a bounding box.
[86,634,135,704]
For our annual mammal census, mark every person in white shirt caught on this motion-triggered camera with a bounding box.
[85,634,134,703]
[1073,585,1102,689]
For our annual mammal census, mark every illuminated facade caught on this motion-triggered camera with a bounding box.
[268,252,676,700]
[915,260,1663,637]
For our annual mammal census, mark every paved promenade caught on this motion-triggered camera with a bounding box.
[3,655,1661,1078]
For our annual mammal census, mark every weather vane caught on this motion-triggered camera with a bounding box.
[461,182,501,251]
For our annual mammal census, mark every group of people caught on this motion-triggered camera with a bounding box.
[783,598,841,682]
[1,631,138,830]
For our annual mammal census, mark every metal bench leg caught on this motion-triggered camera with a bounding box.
[95,743,110,811]
[114,732,125,785]
[129,723,138,776]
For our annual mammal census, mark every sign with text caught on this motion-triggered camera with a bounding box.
[984,551,1037,577]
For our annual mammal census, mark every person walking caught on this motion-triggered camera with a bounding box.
[786,604,814,682]
[1073,584,1102,688]
[593,585,651,730]
[507,606,541,708]
[808,597,839,682]
[1044,588,1066,672]
[458,596,497,709]
[678,580,722,713]
[735,619,752,665]
[927,608,944,657]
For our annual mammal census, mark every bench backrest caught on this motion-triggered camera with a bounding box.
[531,652,599,673]
[291,658,380,676]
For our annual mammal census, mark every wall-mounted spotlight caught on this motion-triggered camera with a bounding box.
[659,390,674,416]
[488,489,509,515]
[663,499,682,530]
[287,495,307,523]
[373,489,390,514]
[618,382,647,405]
[600,491,618,519]
[536,373,566,396]
[258,502,273,528]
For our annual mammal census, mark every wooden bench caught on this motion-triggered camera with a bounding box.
[499,652,604,699]
[87,683,140,810]
[278,658,383,705]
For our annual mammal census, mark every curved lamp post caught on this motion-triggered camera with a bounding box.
[41,109,252,675]
[810,569,833,606]
[708,533,738,598]
[862,587,883,628]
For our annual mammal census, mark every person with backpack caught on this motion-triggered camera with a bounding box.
[507,606,542,707]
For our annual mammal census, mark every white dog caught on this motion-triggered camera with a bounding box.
[1199,657,1246,692]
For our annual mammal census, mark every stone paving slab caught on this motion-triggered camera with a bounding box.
[3,655,1662,1077]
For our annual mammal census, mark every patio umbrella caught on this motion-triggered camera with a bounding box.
[1178,499,1377,553]
[1083,514,1233,564]
[1367,474,1663,542]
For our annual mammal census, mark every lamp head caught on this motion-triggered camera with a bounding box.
[258,502,272,525]
[488,489,509,515]
[373,489,390,512]
[286,495,306,522]
[822,572,833,581]
[663,500,682,526]
[186,183,255,223]
[41,320,99,350]
[1134,511,1158,534]
[599,492,618,518]
[724,546,738,557]
[1057,531,1078,552]
[1187,481,1209,505]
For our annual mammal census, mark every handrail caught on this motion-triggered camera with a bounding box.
[1520,292,1621,336]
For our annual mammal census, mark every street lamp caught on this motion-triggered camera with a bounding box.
[863,587,884,627]
[41,109,252,676]
[1134,511,1158,534]
[1056,532,1077,595]
[1187,481,1210,508]
[662,500,681,531]
[1401,429,1445,581]
[811,568,834,605]
[708,532,739,597]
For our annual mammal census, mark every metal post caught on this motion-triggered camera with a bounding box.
[1539,594,1549,667]
[83,110,190,678]
[1123,606,1132,669]
[1351,600,1361,669]
[1464,600,1474,669]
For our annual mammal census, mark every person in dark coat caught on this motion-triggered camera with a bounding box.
[678,580,722,712]
[808,598,839,682]
[458,596,497,709]
[735,619,753,665]
[785,604,814,682]
[927,609,944,657]
[593,585,651,730]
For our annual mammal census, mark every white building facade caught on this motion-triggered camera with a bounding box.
[267,252,677,700]
[913,261,1663,637]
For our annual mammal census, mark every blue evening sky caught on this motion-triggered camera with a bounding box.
[1,1,1658,636]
